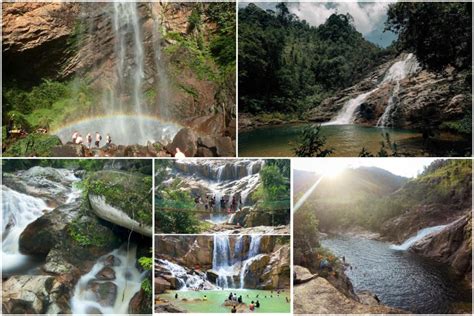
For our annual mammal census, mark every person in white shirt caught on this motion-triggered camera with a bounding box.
[75,134,83,144]
[106,134,112,148]
[86,133,92,149]
[72,131,78,144]
[95,132,101,148]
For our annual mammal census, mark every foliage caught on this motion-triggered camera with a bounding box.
[386,2,472,72]
[80,172,153,226]
[141,278,152,296]
[3,133,62,157]
[139,256,153,270]
[239,3,388,115]
[294,124,333,157]
[68,217,112,247]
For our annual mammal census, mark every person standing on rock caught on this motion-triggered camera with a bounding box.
[95,132,101,148]
[72,131,78,144]
[75,134,83,145]
[86,133,92,149]
[106,133,112,149]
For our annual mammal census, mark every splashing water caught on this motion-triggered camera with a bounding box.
[390,224,448,251]
[71,245,145,314]
[239,235,262,289]
[326,53,420,125]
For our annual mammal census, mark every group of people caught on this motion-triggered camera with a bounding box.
[228,292,261,313]
[194,193,243,213]
[72,131,112,149]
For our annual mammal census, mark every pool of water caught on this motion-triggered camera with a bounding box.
[53,114,182,146]
[238,123,467,157]
[158,289,291,313]
[320,235,471,313]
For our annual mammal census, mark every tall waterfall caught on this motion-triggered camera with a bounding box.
[239,235,262,289]
[326,53,420,125]
[390,224,448,251]
[71,245,145,314]
[2,186,51,275]
[212,235,235,289]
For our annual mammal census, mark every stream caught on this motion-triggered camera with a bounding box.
[320,235,471,313]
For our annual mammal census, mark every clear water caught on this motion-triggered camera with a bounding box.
[320,235,471,313]
[54,115,181,146]
[158,289,291,313]
[238,124,465,157]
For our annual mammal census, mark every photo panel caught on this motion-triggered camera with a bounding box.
[155,234,291,313]
[2,1,236,157]
[2,159,153,314]
[238,1,472,157]
[155,159,291,235]
[292,158,472,314]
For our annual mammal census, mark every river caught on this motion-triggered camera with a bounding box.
[238,124,467,157]
[320,235,471,313]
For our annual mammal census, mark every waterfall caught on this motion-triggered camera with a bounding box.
[390,224,448,251]
[212,235,235,289]
[2,186,51,275]
[326,53,420,125]
[111,2,146,140]
[71,245,145,314]
[377,53,420,127]
[233,235,245,264]
[239,235,262,289]
[156,259,211,291]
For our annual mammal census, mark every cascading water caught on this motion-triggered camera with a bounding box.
[54,2,182,146]
[326,53,420,125]
[212,235,235,289]
[70,245,145,314]
[2,168,80,276]
[156,259,213,291]
[390,224,448,251]
[239,235,262,289]
[2,186,51,275]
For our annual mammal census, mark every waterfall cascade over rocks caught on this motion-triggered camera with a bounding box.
[327,53,420,126]
[390,224,448,251]
[70,245,145,314]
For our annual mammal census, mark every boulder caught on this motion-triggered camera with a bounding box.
[241,254,270,288]
[51,144,85,157]
[128,288,152,314]
[294,277,406,314]
[215,136,234,157]
[167,128,198,157]
[411,213,472,278]
[86,281,117,307]
[95,267,116,280]
[155,277,171,293]
[260,244,291,289]
[206,269,219,284]
[293,265,317,284]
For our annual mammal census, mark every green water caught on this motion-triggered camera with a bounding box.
[158,289,291,313]
[238,124,468,157]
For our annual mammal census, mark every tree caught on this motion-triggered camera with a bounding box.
[293,124,333,157]
[386,2,472,72]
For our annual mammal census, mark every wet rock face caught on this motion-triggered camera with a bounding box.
[95,267,116,280]
[411,213,472,278]
[128,288,152,314]
[86,281,118,307]
[260,244,291,289]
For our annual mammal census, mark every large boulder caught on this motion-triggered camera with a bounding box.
[260,244,291,289]
[167,128,198,157]
[293,265,317,284]
[129,288,152,314]
[241,254,270,289]
[51,144,85,157]
[294,277,406,314]
[411,213,472,279]
[155,277,171,293]
[86,281,117,307]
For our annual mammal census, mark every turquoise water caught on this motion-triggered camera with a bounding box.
[238,124,467,157]
[158,289,291,313]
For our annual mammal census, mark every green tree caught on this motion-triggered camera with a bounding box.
[294,124,333,157]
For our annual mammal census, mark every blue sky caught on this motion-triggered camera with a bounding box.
[240,1,397,48]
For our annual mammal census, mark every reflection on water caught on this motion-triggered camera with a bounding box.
[239,124,466,157]
[321,235,471,313]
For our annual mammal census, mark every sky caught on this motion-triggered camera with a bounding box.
[240,1,398,47]
[292,158,441,178]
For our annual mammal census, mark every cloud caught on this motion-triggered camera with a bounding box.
[288,2,394,35]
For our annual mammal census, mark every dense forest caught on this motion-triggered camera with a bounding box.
[239,2,472,137]
[239,2,391,116]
